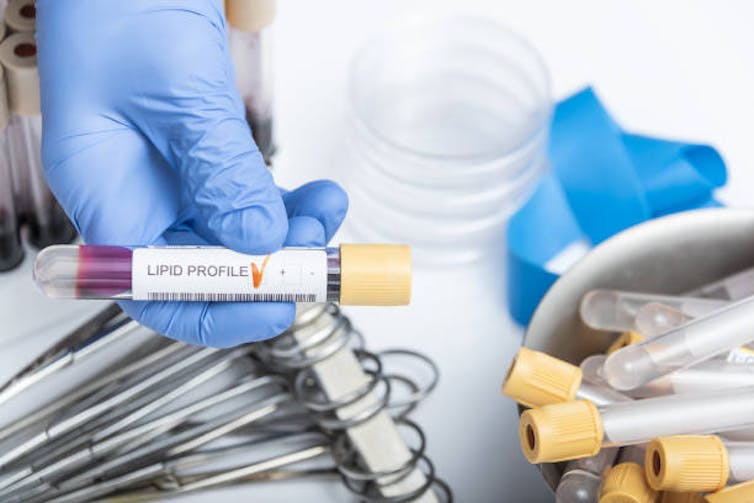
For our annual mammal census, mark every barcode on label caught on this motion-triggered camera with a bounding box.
[145,292,317,302]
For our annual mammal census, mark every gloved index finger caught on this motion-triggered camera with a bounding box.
[282,180,349,242]
[110,2,288,255]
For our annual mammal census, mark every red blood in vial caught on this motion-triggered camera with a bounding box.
[76,245,133,298]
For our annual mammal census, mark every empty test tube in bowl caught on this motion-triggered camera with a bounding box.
[634,303,691,338]
[630,359,754,398]
[34,244,412,306]
[501,347,629,407]
[598,446,657,503]
[519,386,754,464]
[580,289,728,333]
[687,265,754,301]
[646,435,754,493]
[582,353,754,398]
[603,294,754,391]
[554,447,618,503]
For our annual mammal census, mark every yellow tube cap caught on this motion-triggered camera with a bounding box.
[599,462,658,503]
[519,400,603,463]
[645,436,728,492]
[661,492,705,503]
[501,348,582,408]
[705,480,754,503]
[608,331,646,355]
[226,0,275,32]
[339,244,411,306]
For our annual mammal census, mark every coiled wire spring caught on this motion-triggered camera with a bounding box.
[256,303,452,502]
[0,303,450,502]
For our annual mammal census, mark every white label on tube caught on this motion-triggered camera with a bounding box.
[132,247,327,302]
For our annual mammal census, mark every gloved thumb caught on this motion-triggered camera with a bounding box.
[121,4,287,254]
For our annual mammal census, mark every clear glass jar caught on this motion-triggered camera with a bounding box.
[341,16,551,265]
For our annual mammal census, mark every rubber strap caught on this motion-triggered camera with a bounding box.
[507,87,726,326]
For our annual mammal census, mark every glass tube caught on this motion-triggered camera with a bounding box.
[555,447,618,503]
[0,32,76,249]
[580,354,608,386]
[603,295,754,390]
[501,347,629,408]
[634,301,729,338]
[227,0,275,163]
[580,355,754,441]
[8,113,76,248]
[599,460,657,503]
[726,442,754,484]
[634,303,689,338]
[630,360,754,398]
[648,436,754,492]
[33,244,412,306]
[521,388,754,465]
[576,381,631,407]
[687,266,754,301]
[601,388,754,446]
[579,289,728,334]
[0,125,23,271]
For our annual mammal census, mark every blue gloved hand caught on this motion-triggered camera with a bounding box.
[36,0,348,347]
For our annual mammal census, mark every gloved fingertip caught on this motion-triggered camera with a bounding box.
[283,180,349,240]
[118,300,148,325]
[317,181,349,238]
[198,302,296,347]
[269,303,297,338]
[212,199,289,255]
[285,216,326,247]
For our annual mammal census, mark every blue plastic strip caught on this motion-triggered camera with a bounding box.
[507,87,727,326]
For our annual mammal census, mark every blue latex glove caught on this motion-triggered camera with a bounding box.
[37,0,348,347]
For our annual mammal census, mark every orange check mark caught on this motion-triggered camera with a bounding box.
[251,255,271,288]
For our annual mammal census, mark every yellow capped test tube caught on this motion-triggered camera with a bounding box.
[646,435,754,493]
[519,387,754,464]
[501,348,629,408]
[704,479,754,503]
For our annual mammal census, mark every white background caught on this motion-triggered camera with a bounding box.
[2,1,754,501]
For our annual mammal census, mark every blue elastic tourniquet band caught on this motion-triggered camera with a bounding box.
[507,87,726,326]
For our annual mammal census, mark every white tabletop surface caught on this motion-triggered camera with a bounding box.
[2,1,754,501]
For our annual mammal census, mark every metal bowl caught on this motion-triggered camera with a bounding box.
[521,208,754,490]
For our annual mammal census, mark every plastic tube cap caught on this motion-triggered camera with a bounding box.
[607,331,646,355]
[704,480,754,503]
[4,0,35,33]
[660,493,705,503]
[226,0,275,32]
[645,436,728,492]
[519,400,603,463]
[599,462,658,503]
[501,348,582,407]
[339,244,411,306]
[0,32,39,116]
